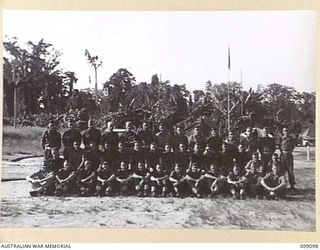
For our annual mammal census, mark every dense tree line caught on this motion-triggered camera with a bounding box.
[3,37,315,134]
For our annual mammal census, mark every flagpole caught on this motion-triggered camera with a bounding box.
[227,68,230,133]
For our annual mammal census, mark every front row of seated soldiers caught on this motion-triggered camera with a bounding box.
[27,145,288,200]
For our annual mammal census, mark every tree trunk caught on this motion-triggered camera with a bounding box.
[14,84,17,128]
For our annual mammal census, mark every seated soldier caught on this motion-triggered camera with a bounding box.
[26,160,56,197]
[169,163,187,197]
[95,161,115,197]
[227,164,247,200]
[245,160,264,198]
[203,162,227,197]
[115,161,133,196]
[132,161,150,197]
[267,153,280,174]
[260,163,287,200]
[55,160,77,196]
[185,162,203,198]
[244,152,262,173]
[145,142,161,172]
[160,143,175,172]
[76,159,96,196]
[150,163,169,197]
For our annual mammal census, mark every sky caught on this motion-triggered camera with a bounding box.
[3,10,317,93]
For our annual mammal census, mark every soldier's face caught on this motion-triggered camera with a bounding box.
[134,143,141,151]
[191,165,197,172]
[104,143,111,150]
[73,142,79,149]
[263,128,268,136]
[246,128,252,135]
[49,123,54,130]
[176,127,182,134]
[159,124,163,131]
[179,144,185,152]
[88,121,94,128]
[210,164,217,172]
[138,162,144,170]
[175,165,181,172]
[142,123,148,130]
[252,154,258,162]
[156,164,162,172]
[164,145,170,152]
[238,144,244,152]
[194,128,200,135]
[272,165,280,175]
[283,128,288,136]
[211,130,216,137]
[51,149,59,159]
[120,162,127,170]
[194,145,200,153]
[150,144,156,151]
[233,167,240,175]
[90,143,98,150]
[118,143,124,151]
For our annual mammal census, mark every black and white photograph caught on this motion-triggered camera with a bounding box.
[1,10,316,231]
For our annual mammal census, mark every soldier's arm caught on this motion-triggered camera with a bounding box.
[63,172,76,182]
[106,174,115,183]
[260,175,272,190]
[273,176,287,191]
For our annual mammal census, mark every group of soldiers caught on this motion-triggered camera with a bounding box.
[26,118,296,200]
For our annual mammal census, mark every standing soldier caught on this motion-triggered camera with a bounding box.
[172,125,188,152]
[101,121,119,153]
[279,127,296,190]
[62,119,81,160]
[188,125,206,150]
[206,128,222,153]
[258,127,276,173]
[41,119,61,160]
[239,127,258,154]
[120,121,137,151]
[81,119,101,150]
[224,130,238,158]
[155,122,173,151]
[137,122,155,148]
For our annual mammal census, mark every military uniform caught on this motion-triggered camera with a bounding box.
[62,129,81,159]
[101,131,119,152]
[258,136,276,172]
[206,136,223,153]
[279,135,295,188]
[156,131,173,150]
[41,129,61,160]
[172,134,188,152]
[81,128,101,149]
[120,131,137,150]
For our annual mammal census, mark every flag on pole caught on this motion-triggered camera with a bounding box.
[228,45,231,70]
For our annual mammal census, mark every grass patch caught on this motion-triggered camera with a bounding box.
[2,125,46,158]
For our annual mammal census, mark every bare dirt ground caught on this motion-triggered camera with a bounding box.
[0,147,315,230]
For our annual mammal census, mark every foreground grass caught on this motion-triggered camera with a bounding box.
[2,125,46,160]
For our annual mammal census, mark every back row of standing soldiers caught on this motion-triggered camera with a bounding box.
[41,119,296,191]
